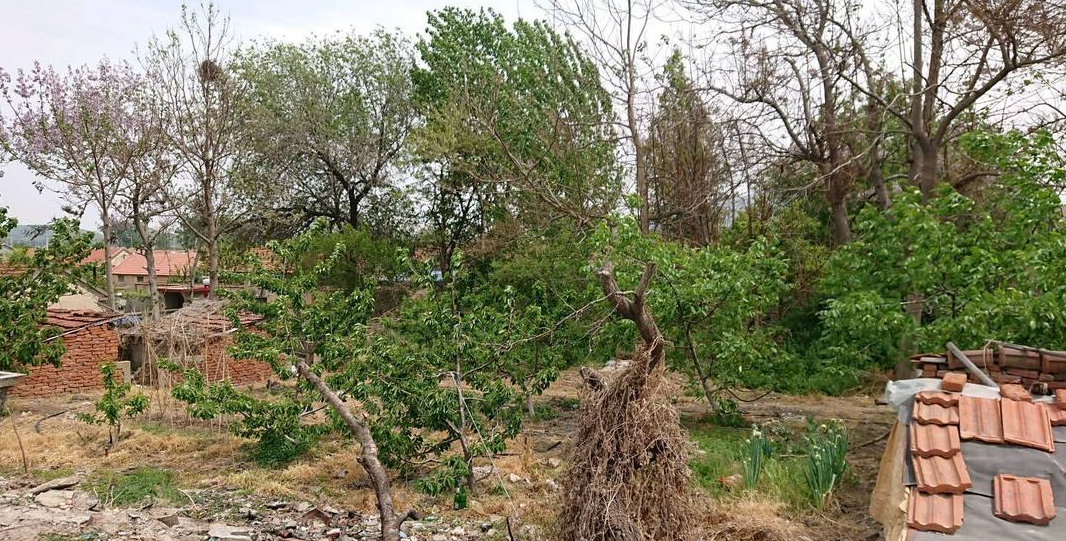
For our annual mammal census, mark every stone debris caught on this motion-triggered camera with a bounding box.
[29,474,82,495]
[0,476,502,541]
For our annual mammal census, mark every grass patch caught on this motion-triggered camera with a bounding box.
[32,467,75,481]
[86,467,184,507]
[37,533,102,541]
[687,422,811,510]
[531,403,557,421]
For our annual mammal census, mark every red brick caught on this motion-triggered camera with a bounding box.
[941,372,967,392]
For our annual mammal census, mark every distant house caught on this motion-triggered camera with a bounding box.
[112,250,207,309]
[80,247,133,282]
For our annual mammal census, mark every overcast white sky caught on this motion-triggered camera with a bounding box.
[0,0,538,230]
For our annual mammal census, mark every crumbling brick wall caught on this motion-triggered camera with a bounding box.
[11,325,118,398]
[199,335,275,385]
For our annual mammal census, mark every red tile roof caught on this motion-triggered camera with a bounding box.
[112,250,197,277]
[959,395,1005,444]
[908,491,964,534]
[1001,399,1054,452]
[914,402,960,426]
[913,454,972,494]
[80,247,131,265]
[910,423,962,458]
[993,474,1056,525]
[44,309,114,330]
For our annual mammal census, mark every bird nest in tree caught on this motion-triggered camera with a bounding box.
[561,336,695,541]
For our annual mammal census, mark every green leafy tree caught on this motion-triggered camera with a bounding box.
[412,8,620,271]
[77,362,149,447]
[817,130,1066,370]
[0,206,92,375]
[237,28,417,235]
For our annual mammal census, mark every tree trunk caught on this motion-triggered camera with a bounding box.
[100,213,117,310]
[144,246,160,319]
[294,360,410,541]
[829,197,852,246]
[206,215,219,299]
[626,57,648,234]
[133,214,161,319]
[918,140,939,202]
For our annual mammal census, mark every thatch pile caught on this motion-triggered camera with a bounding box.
[561,263,695,541]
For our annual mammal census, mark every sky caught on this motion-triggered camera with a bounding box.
[0,0,537,230]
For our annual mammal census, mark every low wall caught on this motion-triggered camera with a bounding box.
[199,335,276,385]
[11,325,118,398]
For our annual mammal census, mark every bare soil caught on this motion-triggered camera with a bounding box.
[0,367,896,540]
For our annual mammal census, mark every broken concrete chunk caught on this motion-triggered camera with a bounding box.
[29,475,81,495]
[207,522,253,541]
[34,489,74,508]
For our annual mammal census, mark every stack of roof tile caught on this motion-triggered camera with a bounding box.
[907,378,1063,535]
[913,345,1066,393]
[908,387,968,533]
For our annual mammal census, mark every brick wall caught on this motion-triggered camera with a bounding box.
[199,335,276,385]
[11,325,118,398]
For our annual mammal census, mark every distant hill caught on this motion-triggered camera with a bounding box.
[2,224,102,247]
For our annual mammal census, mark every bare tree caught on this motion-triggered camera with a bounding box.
[690,0,888,245]
[114,107,178,319]
[0,60,148,309]
[897,0,1066,200]
[142,3,250,298]
[546,0,670,234]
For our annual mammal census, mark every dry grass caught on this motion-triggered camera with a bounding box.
[702,495,812,541]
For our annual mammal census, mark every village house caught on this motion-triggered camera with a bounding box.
[111,250,208,309]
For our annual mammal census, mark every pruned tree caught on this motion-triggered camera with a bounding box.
[561,262,694,541]
[142,3,251,297]
[0,60,148,308]
[237,28,417,234]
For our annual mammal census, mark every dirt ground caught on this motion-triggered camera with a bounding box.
[0,367,896,540]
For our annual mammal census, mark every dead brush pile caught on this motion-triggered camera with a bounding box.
[560,337,695,541]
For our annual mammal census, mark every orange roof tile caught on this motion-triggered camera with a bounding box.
[914,402,960,426]
[908,491,964,534]
[1042,402,1066,426]
[80,247,131,265]
[999,383,1032,401]
[112,250,196,277]
[1001,399,1055,452]
[993,474,1056,525]
[1055,388,1066,405]
[959,395,1005,444]
[915,391,959,407]
[910,423,962,458]
[913,454,972,494]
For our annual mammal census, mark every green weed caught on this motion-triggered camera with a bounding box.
[86,467,184,507]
